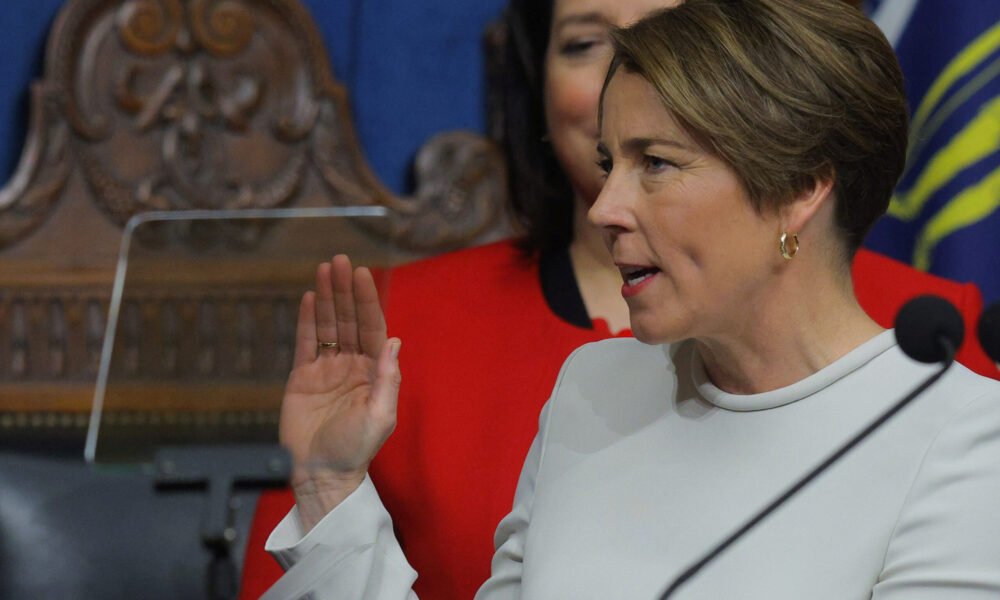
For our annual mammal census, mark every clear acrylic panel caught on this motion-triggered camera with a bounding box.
[84,207,396,467]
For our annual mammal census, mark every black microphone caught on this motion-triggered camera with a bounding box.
[657,295,964,599]
[977,301,1000,364]
[895,295,965,363]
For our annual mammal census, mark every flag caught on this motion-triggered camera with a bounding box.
[865,0,1000,302]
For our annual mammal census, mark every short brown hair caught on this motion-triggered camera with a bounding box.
[604,0,908,255]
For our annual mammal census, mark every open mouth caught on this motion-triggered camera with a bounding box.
[621,265,660,287]
[618,264,661,299]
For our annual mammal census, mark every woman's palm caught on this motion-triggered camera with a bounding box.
[282,350,391,475]
[278,255,401,523]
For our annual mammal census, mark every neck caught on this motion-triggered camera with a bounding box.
[567,194,631,333]
[696,256,884,395]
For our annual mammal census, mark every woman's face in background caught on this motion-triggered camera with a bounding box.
[544,0,679,206]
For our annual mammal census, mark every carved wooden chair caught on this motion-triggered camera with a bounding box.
[0,0,510,441]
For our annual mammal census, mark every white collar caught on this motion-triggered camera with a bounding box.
[690,330,898,412]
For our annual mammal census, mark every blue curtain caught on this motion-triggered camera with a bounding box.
[0,0,506,194]
[866,0,1000,302]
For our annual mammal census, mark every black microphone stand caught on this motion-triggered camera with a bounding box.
[154,444,291,600]
[658,338,956,599]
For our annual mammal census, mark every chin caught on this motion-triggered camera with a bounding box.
[626,302,691,346]
[629,321,686,346]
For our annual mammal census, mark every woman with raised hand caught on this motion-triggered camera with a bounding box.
[261,1,1000,598]
[240,0,999,597]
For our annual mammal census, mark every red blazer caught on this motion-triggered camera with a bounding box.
[237,242,998,600]
[851,248,996,376]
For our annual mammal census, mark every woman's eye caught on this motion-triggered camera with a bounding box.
[560,39,599,56]
[596,158,612,176]
[644,155,674,172]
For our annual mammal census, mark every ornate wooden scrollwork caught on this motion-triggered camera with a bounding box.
[0,0,511,436]
[0,0,510,251]
[0,82,72,248]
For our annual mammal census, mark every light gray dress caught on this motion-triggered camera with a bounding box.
[266,331,1000,599]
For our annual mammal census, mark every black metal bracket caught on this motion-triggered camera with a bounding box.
[153,444,291,600]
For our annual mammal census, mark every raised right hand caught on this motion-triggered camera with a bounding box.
[279,255,401,531]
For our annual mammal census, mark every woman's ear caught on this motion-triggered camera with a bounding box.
[781,173,835,235]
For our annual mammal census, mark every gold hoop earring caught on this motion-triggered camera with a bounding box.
[779,232,799,260]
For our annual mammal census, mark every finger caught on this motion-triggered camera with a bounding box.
[331,254,359,353]
[292,291,318,367]
[354,267,388,358]
[368,338,402,433]
[314,262,339,351]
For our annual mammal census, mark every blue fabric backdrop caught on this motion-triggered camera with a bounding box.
[0,0,506,194]
[866,0,1000,302]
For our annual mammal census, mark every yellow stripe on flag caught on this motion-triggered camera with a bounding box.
[912,163,1000,271]
[911,21,1000,138]
[890,94,1000,220]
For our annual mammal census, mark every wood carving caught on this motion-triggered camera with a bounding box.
[0,82,72,248]
[0,0,509,251]
[0,0,511,445]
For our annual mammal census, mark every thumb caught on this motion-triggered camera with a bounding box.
[369,338,402,428]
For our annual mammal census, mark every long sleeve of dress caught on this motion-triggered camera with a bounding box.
[260,392,556,600]
[262,474,418,600]
[872,392,1000,598]
[256,335,582,600]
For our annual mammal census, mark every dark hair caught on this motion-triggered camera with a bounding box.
[606,0,908,255]
[501,0,575,256]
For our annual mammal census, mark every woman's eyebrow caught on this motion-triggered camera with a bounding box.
[552,12,610,35]
[622,137,696,154]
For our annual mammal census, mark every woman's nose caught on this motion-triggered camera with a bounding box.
[588,172,633,233]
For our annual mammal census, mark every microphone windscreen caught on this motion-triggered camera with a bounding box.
[894,295,964,364]
[977,302,1000,364]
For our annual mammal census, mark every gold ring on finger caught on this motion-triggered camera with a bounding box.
[318,341,339,349]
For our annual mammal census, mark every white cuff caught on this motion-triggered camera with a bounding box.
[265,473,382,568]
[262,474,417,600]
